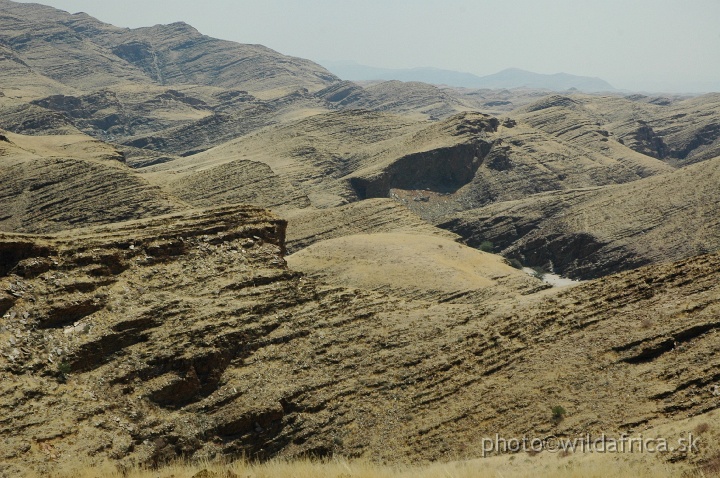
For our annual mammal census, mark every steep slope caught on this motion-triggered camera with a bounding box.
[0,130,186,233]
[0,0,338,99]
[0,96,82,136]
[163,159,311,211]
[439,156,720,279]
[124,89,330,157]
[143,109,427,208]
[512,95,676,178]
[596,93,720,166]
[515,93,720,168]
[1,205,719,476]
[147,109,672,218]
[0,1,150,95]
[30,86,214,142]
[0,43,77,99]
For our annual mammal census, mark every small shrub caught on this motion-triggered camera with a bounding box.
[57,361,71,383]
[507,258,524,270]
[57,361,71,375]
[551,405,567,422]
[478,241,494,253]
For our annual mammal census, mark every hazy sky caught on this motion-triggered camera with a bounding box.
[13,0,720,92]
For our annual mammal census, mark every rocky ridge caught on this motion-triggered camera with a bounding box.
[1,206,719,476]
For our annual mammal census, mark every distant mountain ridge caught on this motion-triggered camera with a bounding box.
[321,61,616,93]
[0,0,339,99]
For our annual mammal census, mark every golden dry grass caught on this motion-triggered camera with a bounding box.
[286,232,545,302]
[28,454,703,478]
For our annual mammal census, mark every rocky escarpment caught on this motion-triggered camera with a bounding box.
[621,96,720,166]
[349,140,494,199]
[124,89,328,158]
[1,205,719,477]
[526,93,720,168]
[30,89,213,141]
[0,97,81,136]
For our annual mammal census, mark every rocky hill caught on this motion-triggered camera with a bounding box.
[439,156,720,279]
[1,1,720,477]
[0,0,338,99]
[514,93,720,168]
[145,109,674,222]
[0,130,185,234]
[1,205,719,476]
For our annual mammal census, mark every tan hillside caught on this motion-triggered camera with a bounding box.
[146,109,673,219]
[439,155,720,278]
[0,0,338,99]
[329,80,472,119]
[1,206,719,476]
[1,1,720,477]
[0,130,186,233]
[513,95,675,178]
[514,93,720,167]
[287,232,547,302]
[122,89,332,158]
[163,159,311,211]
[0,96,82,136]
[283,198,460,253]
[143,109,427,208]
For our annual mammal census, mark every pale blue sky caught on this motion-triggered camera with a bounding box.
[13,0,720,92]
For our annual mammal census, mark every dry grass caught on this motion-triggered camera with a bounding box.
[286,232,544,302]
[28,454,699,478]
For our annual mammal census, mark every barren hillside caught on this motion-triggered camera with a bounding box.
[1,206,719,477]
[0,130,186,233]
[1,1,720,477]
[439,156,720,278]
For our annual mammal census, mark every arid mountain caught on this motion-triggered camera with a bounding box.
[439,156,720,279]
[0,0,338,99]
[144,109,673,222]
[0,129,185,234]
[1,205,719,477]
[1,2,720,477]
[514,93,720,167]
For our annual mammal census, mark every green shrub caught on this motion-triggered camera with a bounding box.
[478,241,494,253]
[507,258,524,270]
[57,361,71,383]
